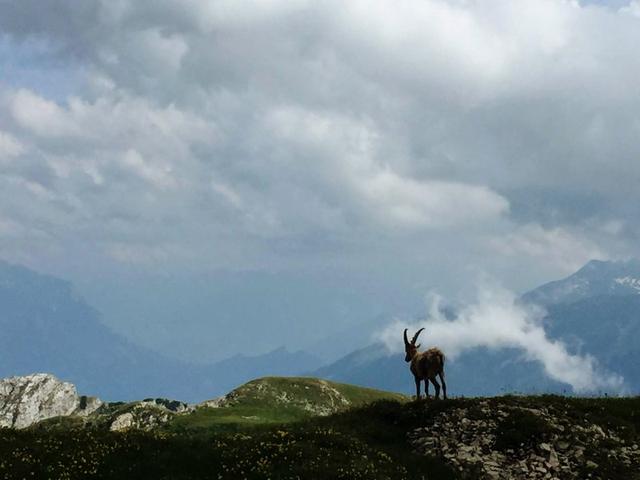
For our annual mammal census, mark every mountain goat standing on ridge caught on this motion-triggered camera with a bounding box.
[404,328,447,400]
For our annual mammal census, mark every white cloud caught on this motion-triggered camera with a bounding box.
[120,149,177,190]
[265,104,509,229]
[10,89,80,138]
[489,224,606,274]
[360,170,509,228]
[0,131,25,160]
[620,1,640,17]
[377,285,624,393]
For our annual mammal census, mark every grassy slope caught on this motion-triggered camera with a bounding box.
[1,377,639,479]
[0,399,455,480]
[169,376,407,432]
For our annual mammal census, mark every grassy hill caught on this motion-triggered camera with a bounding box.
[1,377,639,479]
[169,376,407,432]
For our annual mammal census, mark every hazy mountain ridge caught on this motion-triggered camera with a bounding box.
[315,259,640,395]
[2,259,639,399]
[0,261,321,402]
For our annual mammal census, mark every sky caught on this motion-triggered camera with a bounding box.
[1,0,640,362]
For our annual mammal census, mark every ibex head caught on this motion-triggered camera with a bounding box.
[404,327,424,362]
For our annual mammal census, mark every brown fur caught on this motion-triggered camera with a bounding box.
[404,329,447,400]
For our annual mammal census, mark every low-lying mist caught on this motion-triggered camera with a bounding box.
[377,284,624,394]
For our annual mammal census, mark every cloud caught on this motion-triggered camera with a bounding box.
[620,1,640,17]
[359,170,509,228]
[0,131,25,160]
[0,0,639,282]
[488,223,607,274]
[377,284,624,393]
[10,89,80,138]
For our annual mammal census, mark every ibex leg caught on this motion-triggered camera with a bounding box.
[430,377,441,399]
[439,372,447,400]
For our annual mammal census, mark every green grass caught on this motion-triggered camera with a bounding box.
[222,376,408,408]
[169,404,310,432]
[169,376,407,433]
[0,400,456,480]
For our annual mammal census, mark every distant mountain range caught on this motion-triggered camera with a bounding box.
[2,259,639,399]
[314,259,640,396]
[0,261,320,402]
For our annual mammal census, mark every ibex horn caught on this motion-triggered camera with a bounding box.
[403,328,409,346]
[411,328,425,345]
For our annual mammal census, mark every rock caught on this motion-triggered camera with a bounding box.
[141,398,190,413]
[109,403,173,431]
[197,397,225,409]
[76,395,103,417]
[110,412,135,431]
[0,373,101,428]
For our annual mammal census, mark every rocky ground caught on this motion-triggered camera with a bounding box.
[409,399,640,479]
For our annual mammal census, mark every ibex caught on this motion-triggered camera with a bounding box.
[404,328,447,400]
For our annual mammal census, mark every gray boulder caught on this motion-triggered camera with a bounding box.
[0,373,101,428]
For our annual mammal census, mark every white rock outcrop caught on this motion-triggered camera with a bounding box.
[0,373,101,428]
[108,404,176,431]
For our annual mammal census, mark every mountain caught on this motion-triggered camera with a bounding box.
[0,262,321,402]
[314,259,640,396]
[523,258,640,390]
[522,258,640,306]
[543,294,640,392]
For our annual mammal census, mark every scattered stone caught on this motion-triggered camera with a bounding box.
[108,403,173,431]
[409,403,640,480]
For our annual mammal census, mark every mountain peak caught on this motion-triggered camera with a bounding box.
[522,258,640,306]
